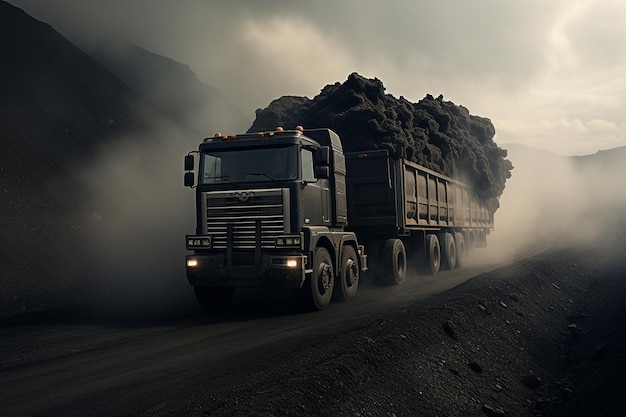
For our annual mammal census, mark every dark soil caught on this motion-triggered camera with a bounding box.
[172,238,626,417]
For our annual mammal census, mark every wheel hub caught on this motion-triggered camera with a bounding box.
[318,262,332,294]
[346,259,358,287]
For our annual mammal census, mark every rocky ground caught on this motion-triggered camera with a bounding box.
[164,237,626,417]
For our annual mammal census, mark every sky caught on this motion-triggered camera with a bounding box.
[11,0,626,156]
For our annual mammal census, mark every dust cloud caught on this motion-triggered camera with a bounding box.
[477,143,626,265]
[75,123,626,315]
[76,121,203,314]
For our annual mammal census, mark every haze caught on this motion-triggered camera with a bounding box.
[12,0,626,156]
[4,0,626,313]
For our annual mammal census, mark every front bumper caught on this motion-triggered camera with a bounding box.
[186,253,308,289]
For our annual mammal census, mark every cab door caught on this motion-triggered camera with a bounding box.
[301,148,330,226]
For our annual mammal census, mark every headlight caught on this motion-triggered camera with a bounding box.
[187,258,199,267]
[271,257,300,268]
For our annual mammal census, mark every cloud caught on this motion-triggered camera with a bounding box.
[10,0,626,155]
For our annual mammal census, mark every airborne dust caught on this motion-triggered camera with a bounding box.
[77,67,626,316]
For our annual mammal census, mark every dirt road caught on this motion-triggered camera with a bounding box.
[2,240,625,417]
[0,259,503,417]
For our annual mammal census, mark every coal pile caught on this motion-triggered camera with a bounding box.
[249,73,512,202]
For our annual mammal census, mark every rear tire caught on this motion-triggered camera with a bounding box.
[425,234,441,275]
[381,238,407,285]
[194,286,235,312]
[441,233,457,270]
[335,245,360,301]
[454,232,466,268]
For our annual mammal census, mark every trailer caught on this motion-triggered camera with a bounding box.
[345,149,494,284]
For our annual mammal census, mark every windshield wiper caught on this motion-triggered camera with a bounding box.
[244,172,277,182]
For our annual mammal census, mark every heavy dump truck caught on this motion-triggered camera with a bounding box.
[184,128,494,310]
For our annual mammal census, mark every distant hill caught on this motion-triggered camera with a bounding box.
[492,142,626,254]
[90,43,250,135]
[572,145,626,170]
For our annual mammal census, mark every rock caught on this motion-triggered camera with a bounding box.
[468,361,483,373]
[521,375,542,389]
[482,404,506,416]
[478,303,492,315]
[442,319,458,340]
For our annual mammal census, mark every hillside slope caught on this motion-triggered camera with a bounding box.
[0,2,197,316]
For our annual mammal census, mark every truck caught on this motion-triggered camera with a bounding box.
[183,127,494,310]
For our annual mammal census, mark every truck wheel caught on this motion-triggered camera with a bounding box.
[381,238,407,285]
[454,232,466,268]
[193,286,235,312]
[441,233,457,270]
[425,234,441,275]
[335,245,360,301]
[304,247,335,310]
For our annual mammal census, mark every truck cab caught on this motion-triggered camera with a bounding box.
[184,128,367,310]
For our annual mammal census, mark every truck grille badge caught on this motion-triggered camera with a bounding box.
[233,191,254,202]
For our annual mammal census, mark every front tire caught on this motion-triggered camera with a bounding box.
[335,245,360,301]
[303,247,335,310]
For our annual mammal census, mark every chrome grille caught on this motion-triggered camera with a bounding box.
[204,189,287,249]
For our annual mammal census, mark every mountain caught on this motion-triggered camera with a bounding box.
[90,43,250,135]
[0,2,246,317]
[0,1,150,316]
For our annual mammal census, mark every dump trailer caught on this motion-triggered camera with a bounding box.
[345,149,494,284]
[184,128,368,310]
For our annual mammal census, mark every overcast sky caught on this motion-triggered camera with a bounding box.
[11,0,626,155]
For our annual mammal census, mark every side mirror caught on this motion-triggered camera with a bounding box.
[316,146,330,166]
[184,172,195,187]
[184,154,195,171]
[315,166,330,179]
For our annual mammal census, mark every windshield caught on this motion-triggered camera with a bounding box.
[200,145,298,184]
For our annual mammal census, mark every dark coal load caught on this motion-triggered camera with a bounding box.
[249,73,512,204]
